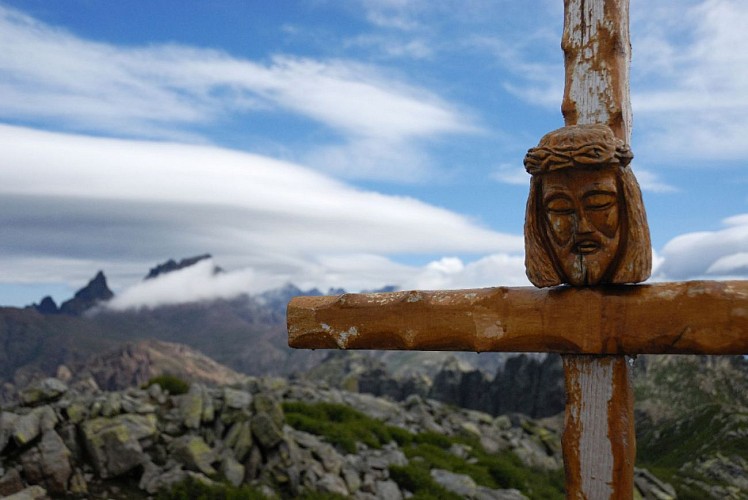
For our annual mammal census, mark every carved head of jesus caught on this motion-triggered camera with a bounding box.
[524,124,652,287]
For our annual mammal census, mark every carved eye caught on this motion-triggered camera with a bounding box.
[584,193,616,210]
[545,197,574,215]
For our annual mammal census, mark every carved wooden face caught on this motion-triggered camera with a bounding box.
[540,167,622,286]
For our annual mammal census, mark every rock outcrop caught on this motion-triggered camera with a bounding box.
[0,375,561,498]
[310,353,566,419]
[73,339,249,391]
[145,254,219,280]
[59,271,114,315]
[32,297,58,315]
[0,372,714,499]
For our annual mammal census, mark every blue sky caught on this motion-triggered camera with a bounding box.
[1,0,748,309]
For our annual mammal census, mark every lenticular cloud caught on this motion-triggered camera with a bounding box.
[655,214,748,280]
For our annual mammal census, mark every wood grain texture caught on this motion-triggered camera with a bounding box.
[287,281,748,355]
[562,0,631,140]
[562,355,635,499]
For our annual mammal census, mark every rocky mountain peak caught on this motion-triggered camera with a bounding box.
[145,254,220,280]
[32,296,59,314]
[59,271,114,316]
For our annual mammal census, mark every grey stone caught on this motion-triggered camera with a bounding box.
[342,466,362,493]
[375,479,403,500]
[171,435,217,476]
[57,423,82,462]
[494,415,512,430]
[13,407,58,446]
[121,393,156,414]
[253,393,284,427]
[139,461,189,495]
[365,448,407,470]
[178,385,204,429]
[201,387,215,423]
[3,485,49,500]
[449,442,471,459]
[317,473,350,496]
[221,455,245,487]
[224,420,253,460]
[81,413,157,478]
[252,412,284,449]
[475,487,528,500]
[147,383,167,404]
[431,468,478,497]
[360,472,377,493]
[634,467,676,500]
[430,469,528,500]
[37,407,57,433]
[0,467,24,497]
[244,445,263,481]
[19,378,68,406]
[100,392,122,417]
[20,430,72,495]
[0,411,19,451]
[64,399,89,424]
[223,387,252,409]
[68,468,88,496]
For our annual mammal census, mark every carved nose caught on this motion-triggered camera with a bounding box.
[575,212,594,234]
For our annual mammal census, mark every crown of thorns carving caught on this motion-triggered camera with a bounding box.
[524,124,633,175]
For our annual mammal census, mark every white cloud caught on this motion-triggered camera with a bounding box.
[491,163,529,186]
[344,35,433,60]
[630,0,748,162]
[706,252,748,276]
[655,214,748,280]
[104,252,531,311]
[0,124,523,296]
[106,259,255,310]
[0,5,476,181]
[404,254,529,290]
[469,34,564,109]
[630,168,678,194]
[358,0,425,31]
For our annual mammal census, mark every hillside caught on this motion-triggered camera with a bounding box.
[634,355,748,498]
[0,373,681,499]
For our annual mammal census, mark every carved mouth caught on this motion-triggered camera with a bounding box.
[574,240,600,255]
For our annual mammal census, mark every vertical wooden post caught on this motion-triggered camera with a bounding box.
[561,1,636,498]
[562,356,635,498]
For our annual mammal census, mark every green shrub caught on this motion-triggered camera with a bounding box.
[399,432,564,499]
[296,491,349,500]
[156,476,267,500]
[282,401,406,454]
[143,374,190,395]
[389,464,462,500]
[282,401,565,500]
[413,431,452,449]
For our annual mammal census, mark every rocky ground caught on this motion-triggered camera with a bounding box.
[0,375,679,499]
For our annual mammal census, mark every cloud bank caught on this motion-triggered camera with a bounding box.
[0,4,475,182]
[655,214,748,280]
[0,124,522,298]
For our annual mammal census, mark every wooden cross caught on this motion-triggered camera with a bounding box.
[287,1,748,498]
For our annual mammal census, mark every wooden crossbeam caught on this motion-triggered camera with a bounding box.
[288,281,748,355]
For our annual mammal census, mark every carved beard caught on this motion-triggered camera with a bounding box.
[551,228,622,285]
